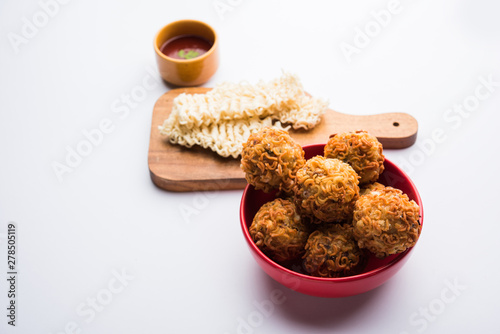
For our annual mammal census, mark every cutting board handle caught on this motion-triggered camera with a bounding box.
[326,110,418,149]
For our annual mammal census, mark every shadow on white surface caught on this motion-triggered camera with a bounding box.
[257,269,389,329]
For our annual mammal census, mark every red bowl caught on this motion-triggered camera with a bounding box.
[239,143,424,298]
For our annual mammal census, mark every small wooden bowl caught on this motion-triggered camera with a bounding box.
[154,20,219,86]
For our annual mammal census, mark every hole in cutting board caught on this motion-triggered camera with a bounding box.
[393,122,400,127]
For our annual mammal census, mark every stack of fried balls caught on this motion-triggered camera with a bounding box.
[241,128,421,278]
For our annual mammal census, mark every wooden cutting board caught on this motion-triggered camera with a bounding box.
[148,88,418,192]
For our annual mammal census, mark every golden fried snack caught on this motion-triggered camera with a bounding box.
[241,127,305,193]
[303,224,366,278]
[359,182,386,196]
[294,156,360,222]
[324,131,384,185]
[353,186,421,258]
[250,198,310,263]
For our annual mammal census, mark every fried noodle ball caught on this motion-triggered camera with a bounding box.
[241,127,305,193]
[294,156,360,222]
[353,186,421,258]
[249,198,310,263]
[324,131,384,185]
[303,223,366,278]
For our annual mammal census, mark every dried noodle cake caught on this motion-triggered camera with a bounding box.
[158,72,328,158]
[294,156,360,223]
[324,131,384,185]
[303,223,367,278]
[352,185,421,258]
[241,127,305,193]
[249,198,310,263]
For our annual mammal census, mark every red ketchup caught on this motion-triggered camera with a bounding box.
[160,35,212,60]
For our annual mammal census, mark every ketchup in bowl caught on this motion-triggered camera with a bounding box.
[160,35,213,60]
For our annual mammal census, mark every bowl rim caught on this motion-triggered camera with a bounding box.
[239,143,424,283]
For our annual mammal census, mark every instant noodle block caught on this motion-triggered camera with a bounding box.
[240,143,423,298]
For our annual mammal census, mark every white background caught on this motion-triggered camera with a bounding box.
[1,0,499,333]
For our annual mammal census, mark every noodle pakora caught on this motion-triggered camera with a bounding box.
[249,198,310,263]
[352,185,421,258]
[241,127,305,193]
[324,131,384,185]
[303,223,367,278]
[294,156,360,222]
